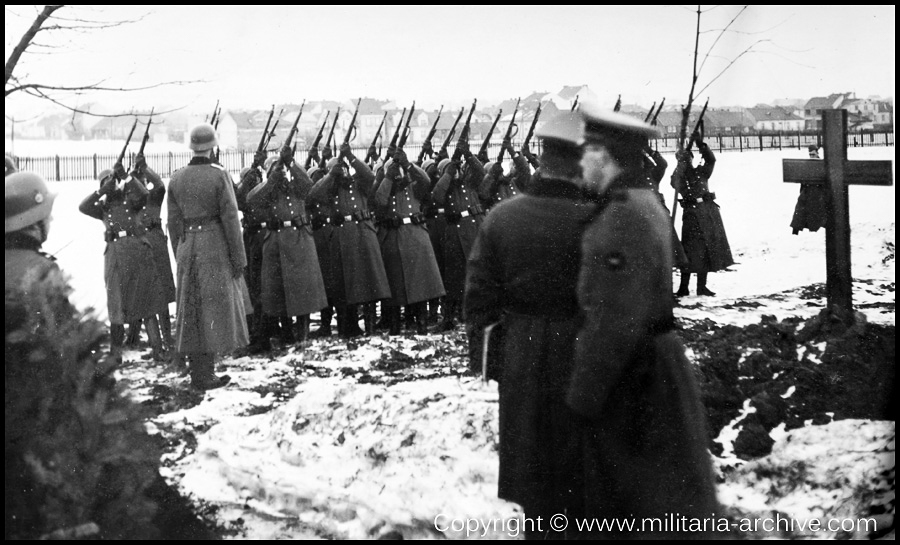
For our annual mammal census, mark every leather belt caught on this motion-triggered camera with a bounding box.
[185,215,221,231]
[267,218,310,231]
[105,227,143,242]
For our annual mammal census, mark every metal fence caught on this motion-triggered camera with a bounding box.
[10,130,895,182]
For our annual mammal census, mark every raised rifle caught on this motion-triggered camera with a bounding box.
[613,94,622,112]
[255,105,276,160]
[571,95,579,112]
[451,99,477,162]
[366,112,388,163]
[263,108,285,150]
[477,108,503,164]
[306,111,329,169]
[116,117,139,180]
[397,101,416,150]
[496,98,521,164]
[213,105,222,130]
[386,107,406,157]
[342,98,362,147]
[651,97,666,126]
[133,107,154,175]
[439,107,465,158]
[318,107,341,168]
[416,105,443,165]
[284,101,306,149]
[644,102,657,123]
[209,99,220,126]
[521,101,542,151]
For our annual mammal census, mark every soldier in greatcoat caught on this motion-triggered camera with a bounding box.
[569,104,721,538]
[309,143,390,336]
[167,123,249,390]
[431,141,485,330]
[306,145,344,337]
[789,145,827,234]
[422,146,450,324]
[132,154,177,352]
[372,149,445,335]
[671,135,734,296]
[464,112,594,538]
[79,162,166,364]
[247,145,328,344]
[644,146,689,269]
[235,150,275,352]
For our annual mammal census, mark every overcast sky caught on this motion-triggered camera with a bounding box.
[5,5,895,117]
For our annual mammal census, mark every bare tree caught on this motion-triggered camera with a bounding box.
[5,5,193,117]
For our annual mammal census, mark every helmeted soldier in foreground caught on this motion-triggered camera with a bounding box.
[464,112,594,539]
[167,123,249,390]
[671,133,734,296]
[372,149,445,335]
[309,143,390,336]
[247,145,328,344]
[6,171,64,297]
[569,103,721,538]
[79,161,167,364]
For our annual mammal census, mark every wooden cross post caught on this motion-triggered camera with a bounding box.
[782,109,894,317]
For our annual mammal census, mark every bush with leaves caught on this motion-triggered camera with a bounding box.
[5,272,161,540]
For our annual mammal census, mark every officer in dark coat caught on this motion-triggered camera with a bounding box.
[790,145,827,234]
[432,141,485,330]
[644,146,689,269]
[235,151,273,352]
[133,154,176,353]
[481,140,530,210]
[465,112,594,539]
[672,135,734,296]
[372,150,445,335]
[79,162,165,364]
[309,143,390,336]
[247,145,328,344]
[167,123,249,390]
[569,104,721,539]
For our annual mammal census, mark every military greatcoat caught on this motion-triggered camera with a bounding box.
[671,142,734,273]
[464,177,594,519]
[79,176,162,323]
[432,154,486,300]
[167,157,249,355]
[247,162,327,317]
[135,166,177,310]
[645,149,689,268]
[309,157,390,306]
[568,182,720,538]
[372,160,445,306]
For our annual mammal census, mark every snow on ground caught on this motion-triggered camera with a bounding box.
[31,145,895,539]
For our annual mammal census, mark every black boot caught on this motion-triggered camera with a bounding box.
[388,305,402,336]
[146,315,170,362]
[110,323,125,365]
[363,303,377,336]
[340,305,364,338]
[403,305,415,330]
[190,353,230,391]
[159,312,174,349]
[437,299,458,332]
[295,314,310,345]
[125,320,141,347]
[696,271,716,296]
[413,302,428,335]
[428,298,440,325]
[675,268,691,297]
[311,306,333,338]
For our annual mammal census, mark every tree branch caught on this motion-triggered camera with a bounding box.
[698,6,749,77]
[696,40,771,98]
[5,5,63,87]
[7,79,200,97]
[21,87,185,118]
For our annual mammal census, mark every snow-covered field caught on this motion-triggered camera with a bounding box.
[28,146,896,539]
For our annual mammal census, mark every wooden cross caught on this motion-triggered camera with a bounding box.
[782,109,893,316]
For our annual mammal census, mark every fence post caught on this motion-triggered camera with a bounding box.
[739,135,743,152]
[93,154,98,180]
[168,152,173,177]
[717,134,722,153]
[55,155,60,182]
[758,134,762,151]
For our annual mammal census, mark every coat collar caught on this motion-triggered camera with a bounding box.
[189,156,212,166]
[530,178,584,200]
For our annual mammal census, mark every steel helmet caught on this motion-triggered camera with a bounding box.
[189,122,218,151]
[5,155,17,176]
[5,171,57,233]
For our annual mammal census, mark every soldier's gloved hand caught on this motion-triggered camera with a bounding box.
[502,138,515,155]
[386,159,402,179]
[422,140,434,157]
[340,143,354,162]
[322,145,333,162]
[436,147,449,162]
[476,150,489,164]
[459,140,472,159]
[385,142,397,160]
[446,160,461,177]
[393,149,411,169]
[280,145,294,167]
[134,153,147,173]
[252,150,267,169]
[521,142,533,158]
[98,174,117,196]
[329,159,343,177]
[113,162,128,181]
[490,162,503,177]
[367,145,378,162]
[308,146,320,162]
